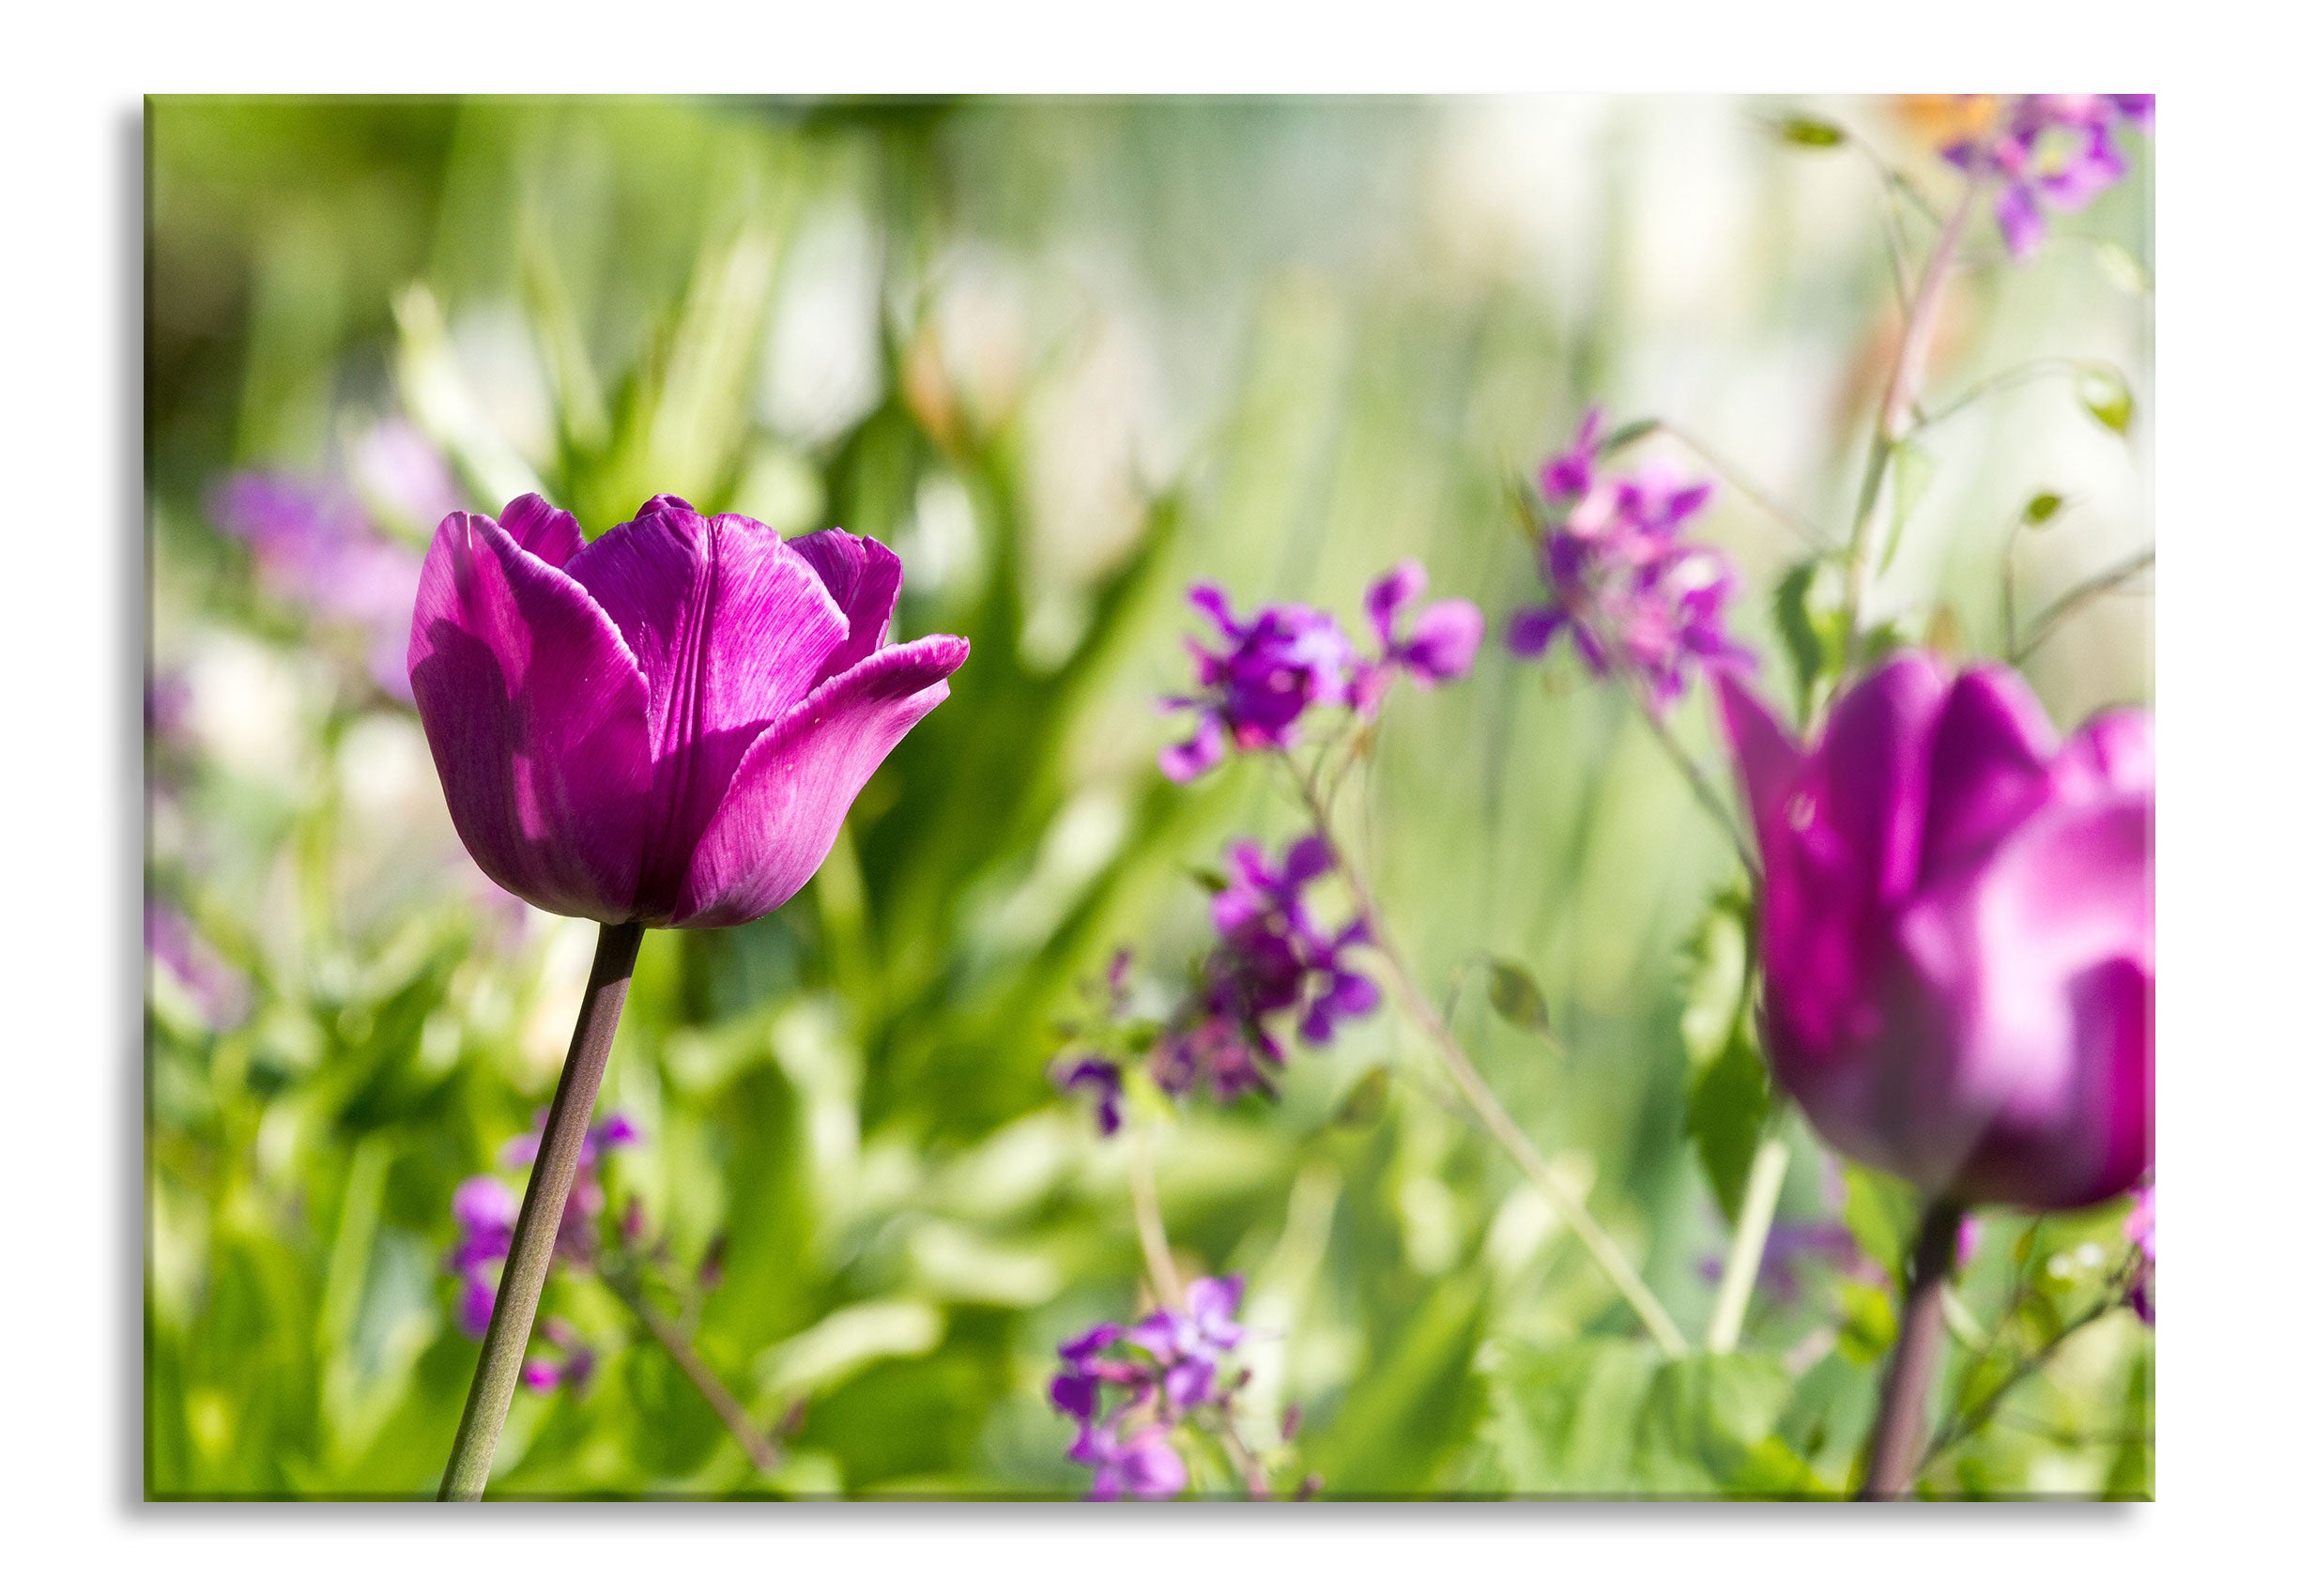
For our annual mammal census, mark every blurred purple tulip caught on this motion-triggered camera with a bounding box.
[1717,654,2152,1210]
[408,493,968,928]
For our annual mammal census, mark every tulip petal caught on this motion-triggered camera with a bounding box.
[1713,669,1802,829]
[1812,652,1950,904]
[567,497,849,911]
[2060,705,2154,801]
[785,528,904,684]
[1897,795,2153,1204]
[408,511,652,921]
[672,635,970,928]
[1920,664,2059,880]
[498,492,585,568]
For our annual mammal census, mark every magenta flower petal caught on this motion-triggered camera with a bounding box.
[498,491,584,568]
[1364,560,1428,647]
[1919,664,2059,881]
[673,636,970,928]
[564,498,851,913]
[786,527,905,684]
[1399,598,1484,683]
[409,509,654,922]
[1808,652,1950,904]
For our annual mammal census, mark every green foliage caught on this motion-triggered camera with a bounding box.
[1678,888,1771,1217]
[1467,1341,1802,1496]
[1774,115,1848,149]
[1485,959,1550,1034]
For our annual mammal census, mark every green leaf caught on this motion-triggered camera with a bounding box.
[1599,417,1661,454]
[1771,557,1846,721]
[1878,439,1937,576]
[1187,867,1229,896]
[2094,239,2153,295]
[2079,364,2135,435]
[1330,1066,1392,1129]
[1840,1164,1921,1279]
[1485,959,1550,1032]
[2021,491,2065,526]
[1309,1276,1487,1494]
[1775,115,1848,149]
[1834,1280,1898,1368]
[1679,888,1770,1216]
[1470,1341,1795,1495]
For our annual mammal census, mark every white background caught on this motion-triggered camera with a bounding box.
[4,2,2289,1588]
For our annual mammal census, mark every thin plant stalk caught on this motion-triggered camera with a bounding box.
[600,1265,780,1479]
[2012,548,2155,665]
[437,919,645,1501]
[1282,754,1690,1357]
[1704,1131,1792,1354]
[1842,181,1977,642]
[1130,1128,1187,1310]
[1859,1197,1967,1500]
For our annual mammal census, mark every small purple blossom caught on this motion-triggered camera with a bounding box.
[1941,96,2154,262]
[207,469,428,701]
[1160,566,1482,783]
[1694,1220,1864,1305]
[1048,1275,1253,1501]
[520,1318,599,1395]
[1156,836,1379,1103]
[1053,1054,1126,1138]
[447,1113,639,1344]
[1356,560,1484,710]
[1506,408,1752,709]
[145,900,253,1031]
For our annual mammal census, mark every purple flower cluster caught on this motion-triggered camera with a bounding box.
[1161,561,1482,783]
[1941,95,2154,261]
[1049,1275,1250,1500]
[208,475,428,702]
[1505,409,1754,709]
[145,899,253,1032]
[446,1112,639,1380]
[1156,836,1378,1105]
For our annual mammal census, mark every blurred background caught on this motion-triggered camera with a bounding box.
[145,94,2152,1497]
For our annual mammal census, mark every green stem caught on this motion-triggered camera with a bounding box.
[1704,1131,1791,1354]
[1129,1127,1186,1310]
[1283,754,1690,1357]
[1841,181,1976,648]
[600,1265,780,1479]
[2011,548,2155,665]
[437,919,644,1501]
[1858,1197,1965,1500]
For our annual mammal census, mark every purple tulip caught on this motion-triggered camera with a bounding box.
[407,493,968,928]
[1717,654,2153,1210]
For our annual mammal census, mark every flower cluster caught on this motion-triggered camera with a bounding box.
[1049,1275,1250,1500]
[1940,95,2155,261]
[207,421,458,702]
[1051,840,1379,1137]
[1505,409,1753,709]
[445,1112,640,1385]
[1160,561,1482,783]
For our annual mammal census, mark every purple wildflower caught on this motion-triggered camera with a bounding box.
[1053,1054,1127,1137]
[145,900,253,1031]
[1941,96,2154,262]
[520,1318,599,1395]
[1356,560,1484,709]
[1048,1274,1254,1501]
[447,1116,639,1343]
[207,471,427,701]
[1694,1220,1863,1305]
[1157,836,1378,1102]
[1506,408,1753,709]
[1160,564,1482,782]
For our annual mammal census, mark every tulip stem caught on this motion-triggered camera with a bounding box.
[437,919,645,1501]
[1858,1197,1966,1500]
[1841,179,1976,646]
[1130,1128,1187,1311]
[1282,753,1691,1358]
[1704,1130,1792,1354]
